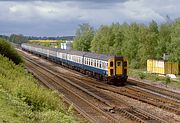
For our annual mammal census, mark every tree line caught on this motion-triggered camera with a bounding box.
[72,19,180,68]
[8,34,74,44]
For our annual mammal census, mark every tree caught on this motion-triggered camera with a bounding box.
[72,23,94,51]
[0,38,23,64]
[122,23,141,68]
[137,20,159,67]
[156,23,172,59]
[168,19,180,64]
[91,25,114,54]
[112,23,124,56]
[9,34,28,44]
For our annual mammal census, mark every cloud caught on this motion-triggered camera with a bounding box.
[121,0,165,22]
[0,0,179,36]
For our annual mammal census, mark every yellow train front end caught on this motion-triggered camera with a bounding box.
[107,56,128,85]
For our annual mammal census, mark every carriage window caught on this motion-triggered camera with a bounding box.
[97,61,99,68]
[117,62,121,66]
[88,58,90,65]
[102,62,104,69]
[94,60,96,67]
[110,61,113,67]
[99,61,102,68]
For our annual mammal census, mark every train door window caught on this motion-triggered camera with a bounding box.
[110,61,113,67]
[94,60,96,67]
[97,60,99,68]
[117,61,121,66]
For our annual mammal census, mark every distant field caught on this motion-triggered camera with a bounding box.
[29,40,63,43]
[29,40,64,48]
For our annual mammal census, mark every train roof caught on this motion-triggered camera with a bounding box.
[84,52,113,61]
[22,43,121,61]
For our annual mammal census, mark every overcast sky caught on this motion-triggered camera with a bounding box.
[0,0,179,36]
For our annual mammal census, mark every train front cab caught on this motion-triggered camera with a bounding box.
[107,57,128,85]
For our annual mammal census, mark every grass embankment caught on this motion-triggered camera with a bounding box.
[0,55,79,123]
[128,69,180,88]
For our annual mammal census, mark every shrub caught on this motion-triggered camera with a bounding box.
[138,72,146,79]
[165,76,171,85]
[0,38,23,64]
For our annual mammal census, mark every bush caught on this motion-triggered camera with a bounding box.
[0,38,23,64]
[130,60,140,69]
[138,72,146,79]
[165,76,171,85]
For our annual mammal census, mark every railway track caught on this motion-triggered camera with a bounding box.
[25,58,118,123]
[128,78,180,100]
[92,84,180,115]
[23,53,168,123]
[27,54,180,115]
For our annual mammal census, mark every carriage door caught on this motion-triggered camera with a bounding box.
[108,59,115,76]
[116,60,122,75]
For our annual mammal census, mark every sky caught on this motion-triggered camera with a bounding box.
[0,0,179,36]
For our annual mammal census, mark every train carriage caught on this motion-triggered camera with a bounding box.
[21,43,128,85]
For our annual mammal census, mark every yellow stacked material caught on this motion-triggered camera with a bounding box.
[147,59,179,75]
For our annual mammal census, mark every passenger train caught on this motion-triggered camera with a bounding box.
[21,43,128,85]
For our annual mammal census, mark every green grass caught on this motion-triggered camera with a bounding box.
[0,88,32,123]
[0,54,80,123]
[128,68,180,89]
